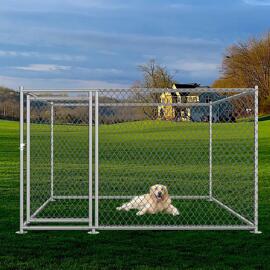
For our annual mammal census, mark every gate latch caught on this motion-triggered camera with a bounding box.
[19,143,25,151]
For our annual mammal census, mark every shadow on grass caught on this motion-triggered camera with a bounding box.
[259,115,270,121]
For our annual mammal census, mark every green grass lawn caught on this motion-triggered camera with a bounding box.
[28,119,255,227]
[0,119,270,269]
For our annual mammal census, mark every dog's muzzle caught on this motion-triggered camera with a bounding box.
[156,191,163,201]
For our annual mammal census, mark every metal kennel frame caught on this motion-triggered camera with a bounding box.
[17,86,260,234]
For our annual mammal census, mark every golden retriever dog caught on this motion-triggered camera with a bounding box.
[116,184,179,216]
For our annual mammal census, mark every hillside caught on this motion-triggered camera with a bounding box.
[0,87,19,120]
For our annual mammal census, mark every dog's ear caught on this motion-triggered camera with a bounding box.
[163,185,168,194]
[163,185,169,201]
[149,185,156,200]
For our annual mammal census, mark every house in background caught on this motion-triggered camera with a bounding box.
[158,83,200,121]
[158,83,234,122]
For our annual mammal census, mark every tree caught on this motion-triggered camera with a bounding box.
[0,87,20,120]
[212,32,270,113]
[138,59,174,89]
[133,59,174,118]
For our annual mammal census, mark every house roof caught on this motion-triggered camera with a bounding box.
[173,83,201,89]
[172,83,209,96]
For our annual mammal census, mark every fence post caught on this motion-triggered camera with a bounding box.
[209,101,213,201]
[26,95,30,223]
[50,102,54,201]
[16,86,27,234]
[88,91,99,234]
[252,85,261,234]
[88,92,94,234]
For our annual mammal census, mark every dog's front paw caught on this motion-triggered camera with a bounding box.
[117,206,130,211]
[136,211,144,216]
[173,209,180,216]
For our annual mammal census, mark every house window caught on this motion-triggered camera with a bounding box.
[205,96,212,103]
[187,96,199,103]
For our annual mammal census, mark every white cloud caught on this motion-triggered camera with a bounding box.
[242,0,270,5]
[52,66,124,76]
[170,60,219,72]
[0,75,128,90]
[64,0,127,9]
[92,68,123,75]
[0,0,127,13]
[0,50,17,57]
[98,50,118,56]
[0,50,86,61]
[0,26,221,49]
[168,59,220,79]
[14,64,71,72]
[45,54,86,62]
[169,3,193,9]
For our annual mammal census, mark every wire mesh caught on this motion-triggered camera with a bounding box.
[29,95,89,220]
[212,93,255,223]
[23,88,256,230]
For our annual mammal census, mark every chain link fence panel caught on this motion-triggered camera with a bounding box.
[19,88,257,232]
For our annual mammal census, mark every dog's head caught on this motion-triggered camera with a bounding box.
[150,184,169,202]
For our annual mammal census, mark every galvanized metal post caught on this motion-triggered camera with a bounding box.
[209,101,213,201]
[16,86,27,234]
[252,85,261,234]
[88,92,94,234]
[89,91,99,234]
[50,102,54,201]
[95,91,99,233]
[26,95,30,223]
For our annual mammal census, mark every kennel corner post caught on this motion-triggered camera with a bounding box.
[95,90,99,232]
[88,91,96,234]
[50,101,54,201]
[88,90,99,235]
[252,85,261,234]
[26,94,31,223]
[208,101,213,201]
[16,86,27,234]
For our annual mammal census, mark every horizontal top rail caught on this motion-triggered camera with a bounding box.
[212,90,253,105]
[22,87,255,94]
[51,102,210,107]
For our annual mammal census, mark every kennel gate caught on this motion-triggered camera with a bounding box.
[17,87,260,234]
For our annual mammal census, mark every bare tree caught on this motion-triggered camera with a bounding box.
[138,59,174,89]
[133,59,174,119]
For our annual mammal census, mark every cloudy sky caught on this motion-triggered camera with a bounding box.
[0,0,269,89]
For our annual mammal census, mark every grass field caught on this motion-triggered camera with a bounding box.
[29,119,254,227]
[0,118,270,269]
